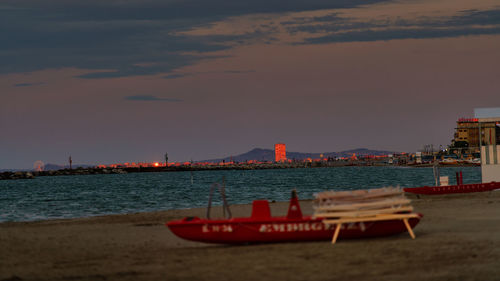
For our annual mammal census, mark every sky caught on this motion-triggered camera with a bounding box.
[1,0,500,169]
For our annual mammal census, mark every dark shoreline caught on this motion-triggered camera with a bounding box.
[0,162,480,180]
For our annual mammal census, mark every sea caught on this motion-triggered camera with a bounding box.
[0,166,481,223]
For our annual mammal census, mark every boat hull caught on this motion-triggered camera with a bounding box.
[167,215,421,244]
[404,181,500,195]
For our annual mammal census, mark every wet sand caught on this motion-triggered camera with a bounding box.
[1,192,500,281]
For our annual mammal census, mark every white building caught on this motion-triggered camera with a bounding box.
[474,107,500,183]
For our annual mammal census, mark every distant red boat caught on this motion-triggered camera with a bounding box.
[403,181,500,195]
[167,192,421,244]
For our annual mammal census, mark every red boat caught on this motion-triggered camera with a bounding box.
[403,181,500,195]
[167,191,422,244]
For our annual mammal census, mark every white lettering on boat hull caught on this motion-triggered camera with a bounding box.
[201,222,369,234]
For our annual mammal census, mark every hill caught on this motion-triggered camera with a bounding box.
[202,148,398,163]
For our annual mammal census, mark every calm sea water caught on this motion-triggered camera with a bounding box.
[0,166,480,222]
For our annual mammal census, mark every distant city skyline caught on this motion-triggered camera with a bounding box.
[1,0,500,169]
[11,146,401,171]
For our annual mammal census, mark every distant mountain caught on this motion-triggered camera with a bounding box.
[201,148,398,163]
[1,163,97,172]
[0,168,24,172]
[0,164,95,172]
[205,148,275,163]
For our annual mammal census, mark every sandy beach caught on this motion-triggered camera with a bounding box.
[1,192,500,281]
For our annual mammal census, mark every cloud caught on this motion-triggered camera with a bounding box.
[447,9,500,27]
[302,26,500,44]
[0,0,388,78]
[2,1,500,79]
[163,73,192,79]
[124,95,182,102]
[223,70,256,74]
[162,69,255,79]
[13,82,44,87]
[286,8,500,44]
[281,13,345,26]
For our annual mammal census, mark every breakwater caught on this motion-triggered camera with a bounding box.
[0,161,479,180]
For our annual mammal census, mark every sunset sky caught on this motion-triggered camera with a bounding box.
[1,0,500,169]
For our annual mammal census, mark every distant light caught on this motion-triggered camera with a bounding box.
[154,162,159,167]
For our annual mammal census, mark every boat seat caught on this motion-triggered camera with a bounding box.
[251,200,271,219]
[287,194,303,219]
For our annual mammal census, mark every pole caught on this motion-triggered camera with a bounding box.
[433,161,440,186]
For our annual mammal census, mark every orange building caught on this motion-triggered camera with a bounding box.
[275,143,286,162]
